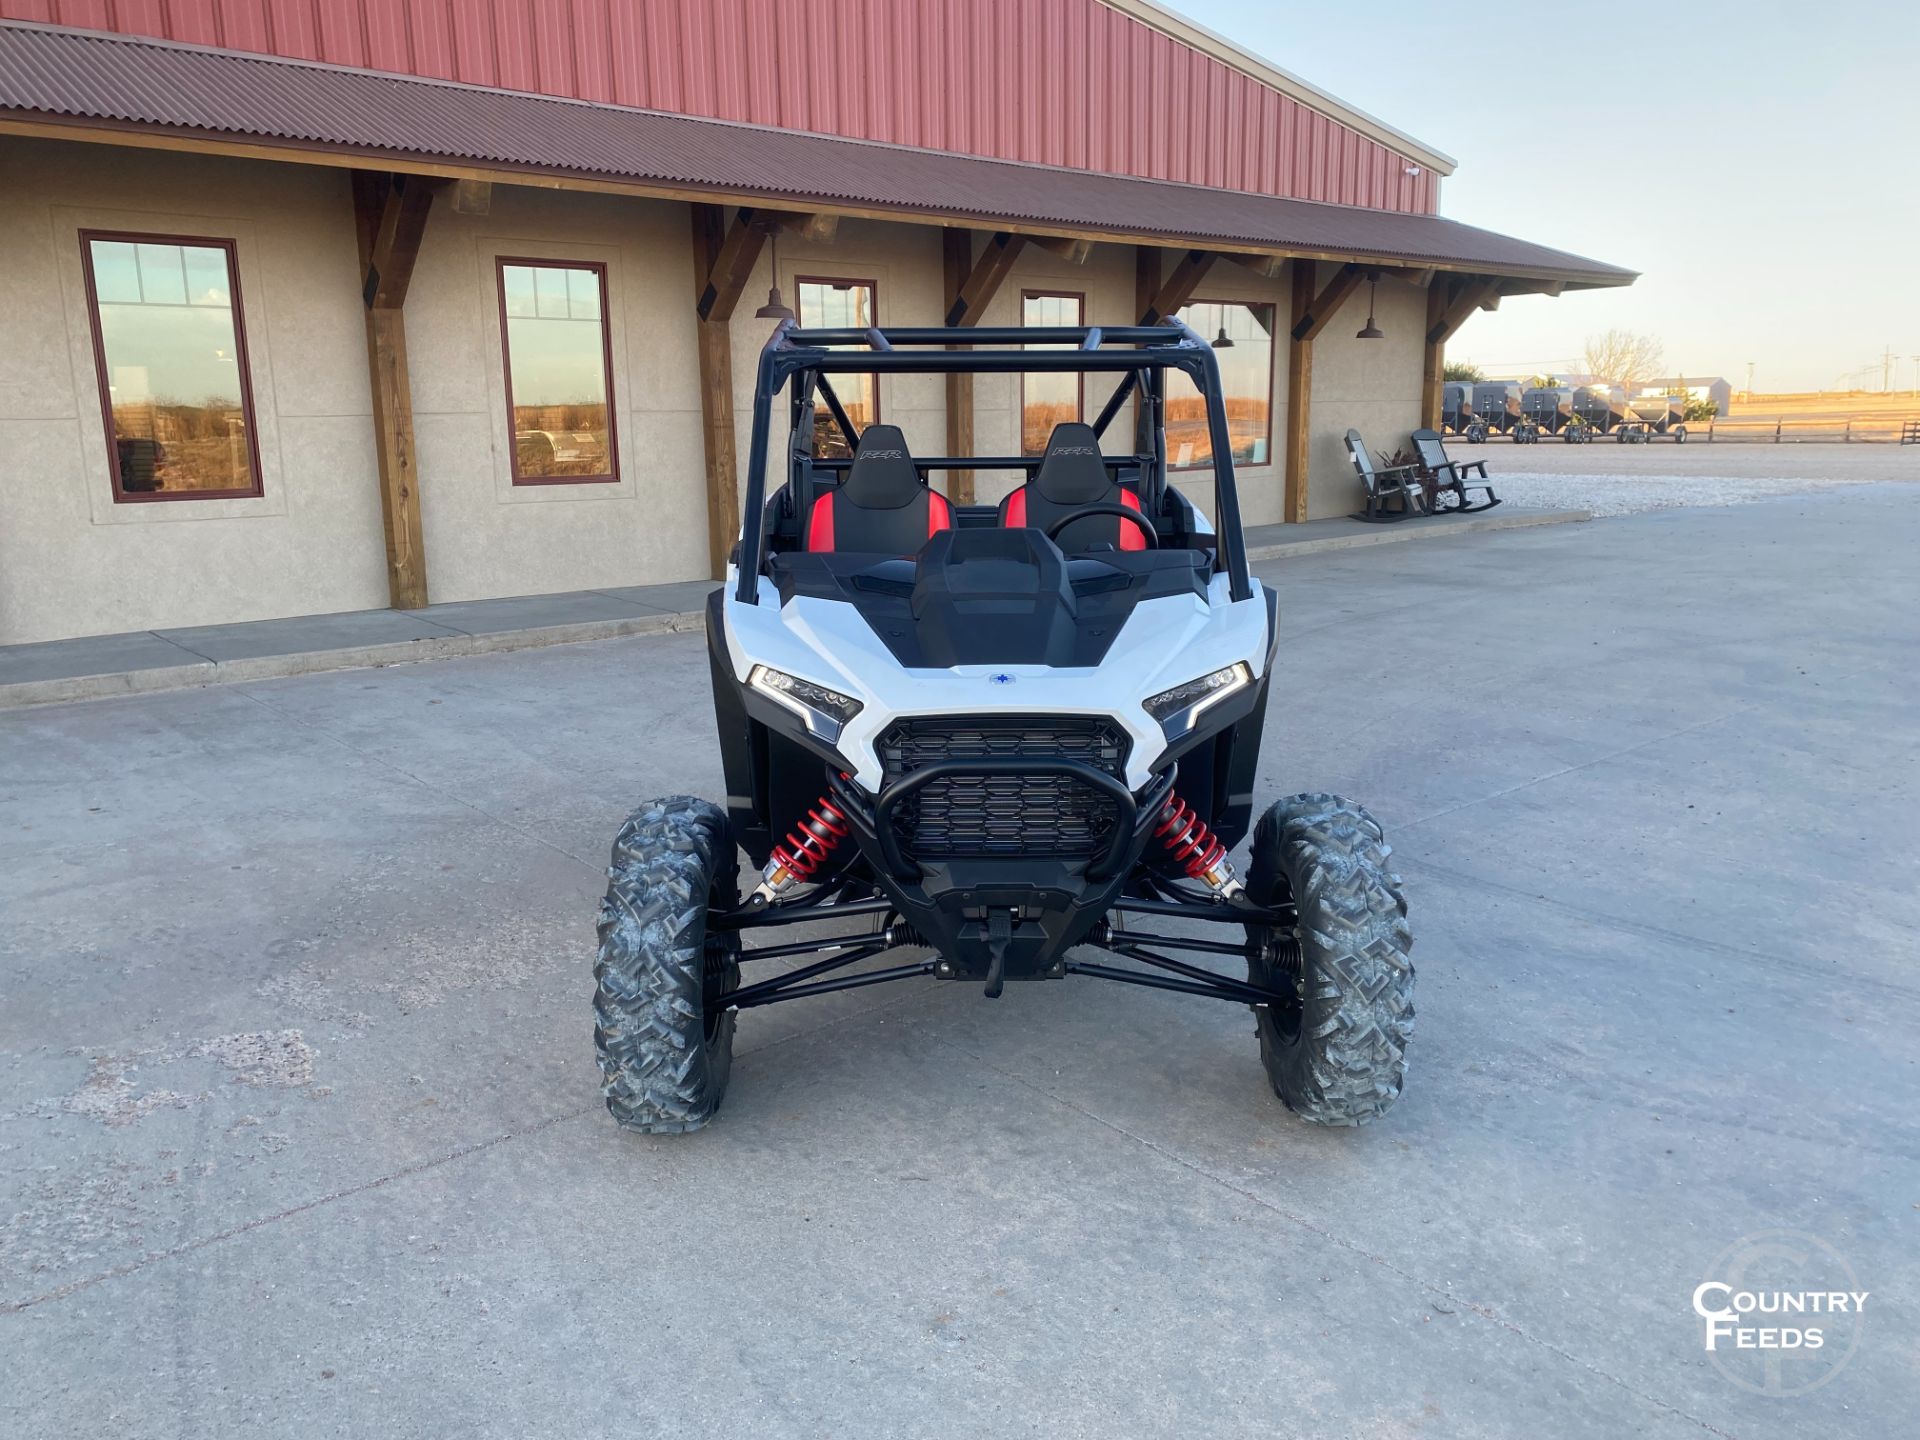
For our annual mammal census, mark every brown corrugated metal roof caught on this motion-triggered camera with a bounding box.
[0,22,1635,285]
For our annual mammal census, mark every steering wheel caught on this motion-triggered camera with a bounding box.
[1043,504,1158,549]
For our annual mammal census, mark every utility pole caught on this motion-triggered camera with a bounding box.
[1911,355,1919,395]
[1883,346,1897,392]
[1745,360,1754,398]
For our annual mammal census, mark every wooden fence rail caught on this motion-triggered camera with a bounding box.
[1707,415,1917,444]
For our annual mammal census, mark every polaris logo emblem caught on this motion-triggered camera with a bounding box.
[987,673,1016,686]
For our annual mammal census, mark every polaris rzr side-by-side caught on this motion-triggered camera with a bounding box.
[594,319,1413,1133]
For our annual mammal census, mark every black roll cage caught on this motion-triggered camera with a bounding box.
[733,319,1254,605]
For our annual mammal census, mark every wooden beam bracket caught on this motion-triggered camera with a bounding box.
[1289,262,1368,343]
[1140,248,1217,325]
[696,207,774,323]
[945,231,1027,327]
[1426,276,1502,346]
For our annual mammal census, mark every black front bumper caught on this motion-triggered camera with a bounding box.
[827,762,1177,984]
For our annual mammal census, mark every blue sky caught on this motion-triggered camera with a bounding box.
[1178,0,1920,393]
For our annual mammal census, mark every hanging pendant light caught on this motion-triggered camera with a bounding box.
[1355,272,1384,340]
[754,232,795,321]
[1211,325,1235,349]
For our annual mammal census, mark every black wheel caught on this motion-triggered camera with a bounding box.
[1673,425,1688,444]
[1615,428,1628,443]
[1467,422,1487,444]
[1243,794,1414,1126]
[594,795,741,1133]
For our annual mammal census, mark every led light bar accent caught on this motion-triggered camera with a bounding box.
[1143,662,1253,740]
[748,665,863,744]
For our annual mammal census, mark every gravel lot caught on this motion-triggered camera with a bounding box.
[1461,439,1918,516]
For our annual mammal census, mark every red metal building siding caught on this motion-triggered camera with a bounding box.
[1,0,1439,212]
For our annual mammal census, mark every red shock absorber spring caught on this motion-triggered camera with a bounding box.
[769,794,850,884]
[1156,792,1230,883]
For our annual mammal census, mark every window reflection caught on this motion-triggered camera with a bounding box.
[1021,292,1084,455]
[1168,301,1275,469]
[84,235,260,500]
[501,261,616,483]
[795,279,878,459]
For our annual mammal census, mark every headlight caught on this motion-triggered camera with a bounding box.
[748,665,863,744]
[1143,662,1253,740]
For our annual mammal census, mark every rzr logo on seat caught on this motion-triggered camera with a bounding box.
[864,449,906,460]
[1056,446,1100,455]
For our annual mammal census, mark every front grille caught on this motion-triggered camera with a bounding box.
[876,715,1130,858]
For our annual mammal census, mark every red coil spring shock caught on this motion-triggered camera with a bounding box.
[766,794,850,887]
[1156,792,1237,892]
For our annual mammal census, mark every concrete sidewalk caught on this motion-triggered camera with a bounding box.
[0,506,1584,709]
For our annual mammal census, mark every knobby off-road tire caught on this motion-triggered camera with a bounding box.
[594,796,741,1134]
[1245,793,1414,1126]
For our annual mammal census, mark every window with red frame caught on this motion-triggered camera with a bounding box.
[82,232,263,501]
[795,277,879,459]
[1168,300,1276,469]
[499,260,618,484]
[1021,291,1086,455]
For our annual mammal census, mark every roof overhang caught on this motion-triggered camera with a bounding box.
[0,23,1635,293]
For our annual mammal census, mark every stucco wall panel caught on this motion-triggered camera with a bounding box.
[1304,268,1426,521]
[0,139,390,644]
[403,186,712,604]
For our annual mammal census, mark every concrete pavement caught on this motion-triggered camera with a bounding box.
[2,485,1916,1438]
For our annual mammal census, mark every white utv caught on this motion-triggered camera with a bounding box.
[594,320,1412,1133]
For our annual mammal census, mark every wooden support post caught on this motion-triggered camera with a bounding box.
[686,205,828,574]
[352,172,440,610]
[1135,246,1160,321]
[1421,279,1451,429]
[691,204,746,579]
[942,229,978,505]
[1283,260,1315,524]
[939,228,1032,503]
[1133,247,1160,451]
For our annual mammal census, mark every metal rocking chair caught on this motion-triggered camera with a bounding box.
[1345,429,1426,522]
[1411,429,1501,514]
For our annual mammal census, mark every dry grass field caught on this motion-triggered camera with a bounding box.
[1719,389,1920,441]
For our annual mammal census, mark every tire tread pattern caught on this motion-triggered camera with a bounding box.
[1249,792,1414,1126]
[593,795,738,1134]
